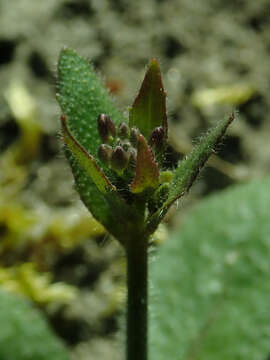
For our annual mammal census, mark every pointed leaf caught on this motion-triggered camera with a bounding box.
[61,114,115,194]
[129,59,167,140]
[57,48,132,233]
[146,113,235,234]
[167,113,234,206]
[130,134,160,193]
[57,48,123,162]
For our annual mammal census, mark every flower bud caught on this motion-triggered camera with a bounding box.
[149,126,165,150]
[130,127,140,147]
[98,144,112,166]
[106,115,116,138]
[128,147,137,170]
[122,140,131,152]
[118,122,130,139]
[111,146,129,174]
[97,114,116,143]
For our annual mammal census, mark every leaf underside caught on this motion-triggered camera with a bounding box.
[129,58,167,140]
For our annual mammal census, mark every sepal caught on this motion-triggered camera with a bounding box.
[130,134,160,194]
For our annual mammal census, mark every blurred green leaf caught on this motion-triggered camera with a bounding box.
[191,84,256,108]
[0,289,69,360]
[150,176,270,360]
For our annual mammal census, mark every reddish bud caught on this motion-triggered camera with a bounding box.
[149,126,165,150]
[118,122,130,139]
[130,127,140,147]
[128,147,137,170]
[111,146,129,173]
[97,114,109,143]
[106,116,116,138]
[98,144,113,166]
[97,114,116,143]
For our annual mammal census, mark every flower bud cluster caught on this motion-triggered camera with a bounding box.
[97,114,138,175]
[97,114,166,177]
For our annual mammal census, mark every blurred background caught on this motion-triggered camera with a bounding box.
[0,0,270,359]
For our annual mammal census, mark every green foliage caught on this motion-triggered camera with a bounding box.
[61,114,116,194]
[150,177,270,360]
[57,48,142,242]
[129,59,167,140]
[0,289,69,360]
[167,114,234,206]
[145,113,235,234]
[57,48,124,162]
[56,48,234,243]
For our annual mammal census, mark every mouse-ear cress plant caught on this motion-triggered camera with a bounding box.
[56,48,234,360]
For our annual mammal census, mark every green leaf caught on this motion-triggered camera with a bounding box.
[0,289,69,360]
[61,114,115,194]
[130,134,160,194]
[129,58,167,140]
[146,113,234,234]
[57,48,132,235]
[57,47,123,161]
[167,113,234,207]
[150,177,270,360]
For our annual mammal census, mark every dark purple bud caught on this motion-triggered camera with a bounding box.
[130,127,140,147]
[97,114,109,143]
[118,122,130,139]
[111,146,129,173]
[149,126,165,150]
[106,116,116,138]
[97,114,116,143]
[98,144,112,166]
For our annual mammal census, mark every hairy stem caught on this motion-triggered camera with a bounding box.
[126,236,148,360]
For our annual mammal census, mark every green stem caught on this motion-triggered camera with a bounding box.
[126,235,148,360]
